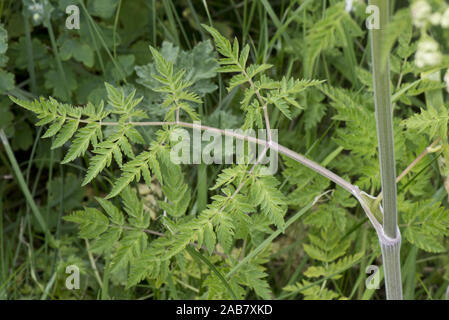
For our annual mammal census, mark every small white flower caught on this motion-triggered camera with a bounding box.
[28,3,43,13]
[32,12,40,23]
[411,0,432,28]
[430,12,442,25]
[415,39,442,68]
[444,70,449,93]
[27,2,44,25]
[441,8,449,28]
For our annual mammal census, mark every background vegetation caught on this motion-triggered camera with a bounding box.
[1,0,449,300]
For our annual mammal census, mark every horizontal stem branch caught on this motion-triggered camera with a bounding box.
[80,119,386,238]
[81,119,358,194]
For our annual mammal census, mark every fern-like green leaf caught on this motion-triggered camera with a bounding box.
[62,122,100,164]
[110,230,148,272]
[402,200,449,253]
[52,119,79,149]
[63,208,108,239]
[250,174,287,229]
[95,197,125,226]
[403,105,448,140]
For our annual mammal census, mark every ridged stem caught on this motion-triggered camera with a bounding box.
[369,0,402,299]
[379,229,403,300]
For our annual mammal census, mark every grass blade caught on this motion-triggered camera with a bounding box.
[0,129,55,246]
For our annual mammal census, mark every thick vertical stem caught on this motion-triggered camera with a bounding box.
[370,0,397,238]
[369,0,402,299]
[379,230,402,299]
